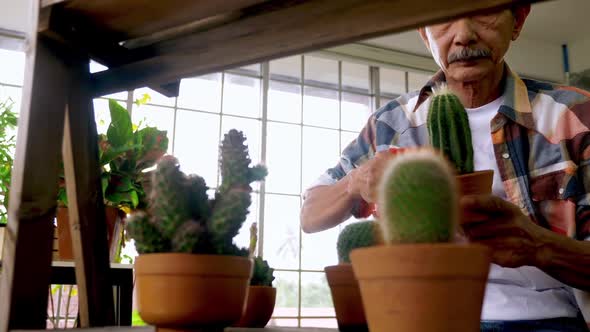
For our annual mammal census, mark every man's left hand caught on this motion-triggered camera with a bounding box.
[460,194,547,268]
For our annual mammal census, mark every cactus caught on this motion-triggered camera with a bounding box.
[377,150,458,244]
[337,220,378,263]
[250,257,275,287]
[125,129,266,256]
[427,85,474,174]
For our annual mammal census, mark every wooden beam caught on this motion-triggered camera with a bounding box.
[90,0,541,96]
[0,34,70,331]
[62,58,115,326]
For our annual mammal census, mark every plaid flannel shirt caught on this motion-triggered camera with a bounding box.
[314,65,590,240]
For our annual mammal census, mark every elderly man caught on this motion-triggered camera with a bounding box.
[301,4,590,331]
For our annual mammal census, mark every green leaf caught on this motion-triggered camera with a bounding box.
[134,93,152,106]
[107,99,133,148]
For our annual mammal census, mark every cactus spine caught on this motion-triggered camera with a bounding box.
[126,129,267,255]
[336,220,378,263]
[427,86,474,174]
[377,150,458,244]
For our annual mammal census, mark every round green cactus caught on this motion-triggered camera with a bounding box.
[427,86,474,174]
[337,220,378,263]
[377,150,458,244]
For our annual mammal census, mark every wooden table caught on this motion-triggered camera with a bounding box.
[0,0,545,331]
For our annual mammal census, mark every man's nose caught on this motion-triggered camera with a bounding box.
[452,18,478,47]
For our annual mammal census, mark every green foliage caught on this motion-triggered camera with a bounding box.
[126,129,267,256]
[0,99,17,224]
[378,150,458,244]
[336,220,377,263]
[251,257,275,286]
[427,87,474,174]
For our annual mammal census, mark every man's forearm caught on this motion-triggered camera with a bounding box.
[536,230,590,291]
[300,176,357,233]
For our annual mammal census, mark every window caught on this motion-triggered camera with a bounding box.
[0,47,434,328]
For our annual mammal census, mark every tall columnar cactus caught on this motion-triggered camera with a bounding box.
[377,150,458,244]
[427,86,474,174]
[336,220,379,263]
[126,129,267,255]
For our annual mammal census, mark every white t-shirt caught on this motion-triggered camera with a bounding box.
[466,96,579,321]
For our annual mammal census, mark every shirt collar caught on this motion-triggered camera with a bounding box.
[413,64,535,131]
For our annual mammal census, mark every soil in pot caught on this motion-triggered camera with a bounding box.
[233,285,276,328]
[351,243,490,332]
[135,253,252,331]
[325,264,368,332]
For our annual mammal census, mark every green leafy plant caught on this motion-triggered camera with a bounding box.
[377,149,458,244]
[427,85,474,174]
[337,220,378,263]
[0,98,17,225]
[126,129,267,255]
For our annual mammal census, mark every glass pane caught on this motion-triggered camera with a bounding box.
[0,49,25,86]
[0,85,22,114]
[178,73,222,112]
[238,63,261,75]
[302,127,339,191]
[174,110,220,187]
[303,87,338,129]
[342,62,369,93]
[268,318,298,327]
[268,80,301,124]
[90,60,108,73]
[341,131,360,152]
[102,91,128,101]
[134,87,175,107]
[301,272,335,317]
[270,55,301,83]
[93,99,111,135]
[380,67,406,95]
[273,271,300,317]
[263,194,301,269]
[221,115,261,164]
[304,55,338,86]
[408,71,433,92]
[223,74,261,118]
[301,319,338,328]
[132,105,175,153]
[265,122,301,194]
[301,225,339,270]
[232,193,259,253]
[341,93,371,132]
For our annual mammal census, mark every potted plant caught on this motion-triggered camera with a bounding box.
[350,149,491,332]
[126,129,267,330]
[0,98,17,259]
[325,220,378,332]
[56,99,168,261]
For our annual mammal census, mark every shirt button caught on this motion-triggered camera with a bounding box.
[559,188,565,195]
[502,153,510,159]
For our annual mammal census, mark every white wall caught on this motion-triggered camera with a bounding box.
[569,37,590,73]
[0,0,32,33]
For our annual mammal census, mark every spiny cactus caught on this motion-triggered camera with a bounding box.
[377,150,458,244]
[337,220,378,263]
[427,85,474,174]
[125,129,267,255]
[250,257,275,287]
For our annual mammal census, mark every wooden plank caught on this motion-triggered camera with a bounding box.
[62,57,115,326]
[62,0,269,40]
[90,0,542,96]
[0,32,70,332]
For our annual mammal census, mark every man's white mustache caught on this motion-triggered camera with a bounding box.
[448,48,492,63]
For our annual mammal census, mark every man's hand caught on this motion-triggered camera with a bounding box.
[460,194,548,268]
[346,150,397,203]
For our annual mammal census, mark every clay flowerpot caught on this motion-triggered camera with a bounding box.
[351,244,490,332]
[325,264,368,332]
[457,169,493,196]
[233,286,277,328]
[135,253,253,331]
[56,206,122,261]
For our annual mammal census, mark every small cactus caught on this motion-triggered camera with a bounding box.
[337,220,378,263]
[377,150,458,244]
[427,85,474,174]
[250,257,275,287]
[125,129,266,256]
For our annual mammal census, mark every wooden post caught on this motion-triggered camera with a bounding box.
[62,57,115,326]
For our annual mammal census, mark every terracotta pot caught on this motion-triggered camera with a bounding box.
[56,206,121,261]
[233,286,277,328]
[351,243,490,332]
[457,169,493,196]
[135,253,253,330]
[325,264,368,332]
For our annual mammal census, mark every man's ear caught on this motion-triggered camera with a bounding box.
[418,28,431,51]
[512,5,531,41]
